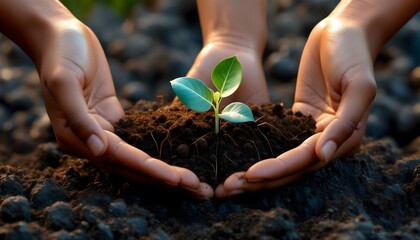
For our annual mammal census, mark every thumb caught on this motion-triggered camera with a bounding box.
[316,65,376,162]
[42,66,107,157]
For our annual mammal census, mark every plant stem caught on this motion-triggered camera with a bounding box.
[214,103,220,134]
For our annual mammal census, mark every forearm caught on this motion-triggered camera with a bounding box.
[330,0,420,58]
[196,0,267,55]
[0,0,75,68]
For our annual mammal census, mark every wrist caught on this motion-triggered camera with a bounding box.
[329,0,420,58]
[0,0,76,69]
[197,0,267,57]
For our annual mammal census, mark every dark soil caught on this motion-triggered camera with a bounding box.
[0,131,419,239]
[0,1,419,239]
[114,100,315,186]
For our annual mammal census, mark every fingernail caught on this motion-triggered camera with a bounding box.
[321,140,337,163]
[87,134,104,157]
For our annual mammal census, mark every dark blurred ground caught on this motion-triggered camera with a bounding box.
[0,0,419,154]
[0,1,419,239]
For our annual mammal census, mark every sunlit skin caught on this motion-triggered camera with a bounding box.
[210,0,420,198]
[0,0,213,199]
[1,0,419,199]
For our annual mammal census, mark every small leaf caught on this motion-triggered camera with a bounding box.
[211,55,242,98]
[219,102,255,123]
[170,77,213,112]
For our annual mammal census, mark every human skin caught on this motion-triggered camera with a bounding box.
[214,0,420,198]
[188,0,270,106]
[0,0,213,199]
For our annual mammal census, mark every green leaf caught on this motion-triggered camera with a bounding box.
[219,102,255,123]
[170,77,213,112]
[211,55,242,98]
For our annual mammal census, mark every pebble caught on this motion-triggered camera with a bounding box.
[87,222,114,240]
[176,144,190,158]
[396,103,420,134]
[264,52,298,82]
[3,88,34,111]
[81,205,105,224]
[0,175,23,196]
[0,222,38,240]
[135,13,183,40]
[120,81,154,102]
[195,137,208,151]
[126,217,150,237]
[44,202,76,230]
[0,196,31,222]
[366,114,389,139]
[29,179,67,209]
[109,34,152,60]
[29,113,54,143]
[108,201,127,217]
[35,143,63,169]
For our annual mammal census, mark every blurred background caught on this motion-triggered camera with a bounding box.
[0,0,419,154]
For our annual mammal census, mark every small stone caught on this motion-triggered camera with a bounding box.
[120,81,153,102]
[30,179,67,209]
[3,88,34,111]
[126,217,149,237]
[2,222,32,240]
[0,175,23,196]
[0,196,30,222]
[195,137,208,151]
[70,229,87,240]
[11,128,36,154]
[81,205,105,224]
[243,143,254,154]
[87,222,113,240]
[176,144,190,158]
[44,202,75,230]
[47,230,70,240]
[366,113,389,139]
[182,128,193,139]
[264,52,298,82]
[36,143,63,168]
[109,201,127,217]
[29,114,54,143]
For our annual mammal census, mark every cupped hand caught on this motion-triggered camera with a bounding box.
[38,19,213,199]
[215,17,377,198]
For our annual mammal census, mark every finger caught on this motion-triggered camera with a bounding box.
[317,28,376,162]
[172,166,200,189]
[95,161,214,199]
[244,133,321,181]
[94,162,159,185]
[316,75,375,163]
[215,162,326,199]
[104,131,180,186]
[185,182,214,200]
[321,108,370,160]
[41,68,107,157]
[215,171,302,199]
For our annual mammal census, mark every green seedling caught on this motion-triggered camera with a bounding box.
[170,55,255,134]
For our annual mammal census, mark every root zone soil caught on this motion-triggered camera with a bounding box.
[114,100,316,186]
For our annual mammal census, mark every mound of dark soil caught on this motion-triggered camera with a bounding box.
[114,100,316,186]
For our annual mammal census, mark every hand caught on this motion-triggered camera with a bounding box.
[215,16,377,198]
[186,41,270,105]
[38,19,213,199]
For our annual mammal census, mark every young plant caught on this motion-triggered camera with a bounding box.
[170,55,255,134]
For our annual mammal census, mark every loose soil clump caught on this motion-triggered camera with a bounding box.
[114,100,316,185]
